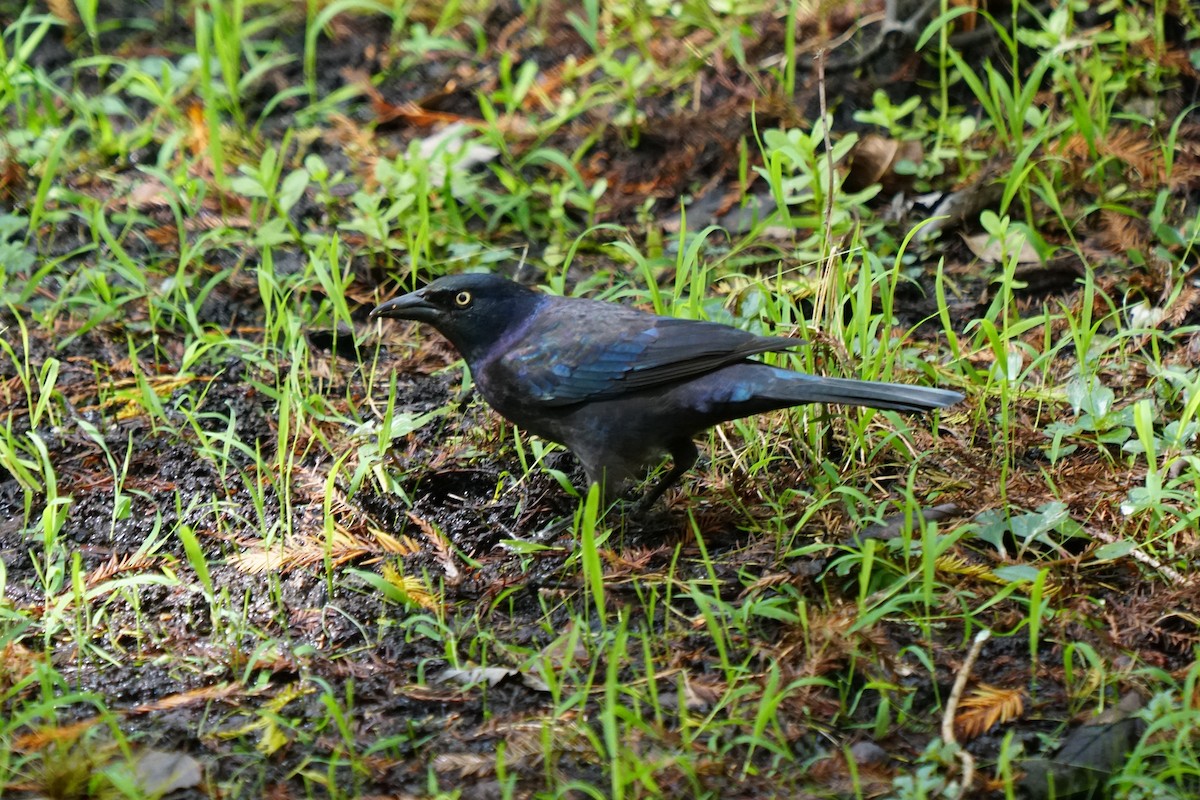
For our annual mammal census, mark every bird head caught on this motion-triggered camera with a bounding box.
[370,273,545,362]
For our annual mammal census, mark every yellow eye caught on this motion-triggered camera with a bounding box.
[454,291,472,307]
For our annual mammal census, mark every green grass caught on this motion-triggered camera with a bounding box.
[1,0,1200,797]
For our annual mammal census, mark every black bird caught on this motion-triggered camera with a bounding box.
[371,273,962,509]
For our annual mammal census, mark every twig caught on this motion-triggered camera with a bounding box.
[942,628,991,799]
[814,49,836,330]
[1087,525,1185,585]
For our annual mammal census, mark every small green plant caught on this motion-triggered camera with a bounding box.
[1045,377,1134,462]
[756,121,881,256]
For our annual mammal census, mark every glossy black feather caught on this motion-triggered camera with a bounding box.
[371,273,962,508]
[501,302,800,405]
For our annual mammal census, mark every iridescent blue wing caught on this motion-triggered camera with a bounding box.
[500,299,799,406]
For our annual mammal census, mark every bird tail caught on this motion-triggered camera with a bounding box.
[780,374,962,413]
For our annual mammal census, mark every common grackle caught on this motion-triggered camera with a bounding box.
[371,273,962,509]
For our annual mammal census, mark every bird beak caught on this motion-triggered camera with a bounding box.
[370,289,438,323]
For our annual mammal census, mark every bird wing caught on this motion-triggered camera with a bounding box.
[499,301,800,406]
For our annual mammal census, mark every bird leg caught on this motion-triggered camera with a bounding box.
[632,439,699,513]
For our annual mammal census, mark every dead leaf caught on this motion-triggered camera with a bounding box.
[128,749,203,795]
[380,562,440,609]
[407,512,460,580]
[433,751,494,777]
[955,684,1025,740]
[961,230,1043,265]
[437,666,520,688]
[845,134,923,194]
[130,682,243,714]
[1018,694,1145,800]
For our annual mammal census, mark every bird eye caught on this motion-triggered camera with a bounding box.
[454,291,472,307]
